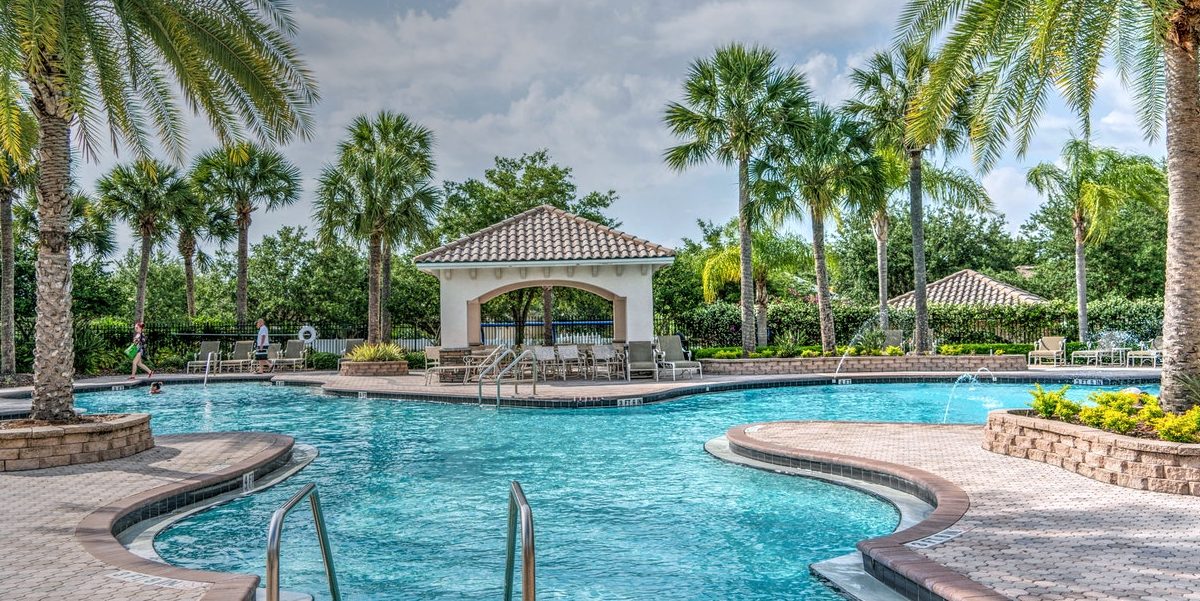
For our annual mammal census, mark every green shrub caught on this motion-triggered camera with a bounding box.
[883,346,904,356]
[309,351,340,370]
[800,349,821,358]
[152,348,188,372]
[712,350,742,359]
[693,346,741,359]
[940,343,1034,356]
[345,343,405,362]
[1029,384,1080,420]
[1155,407,1200,443]
[404,351,427,369]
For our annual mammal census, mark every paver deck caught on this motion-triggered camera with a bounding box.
[735,421,1200,601]
[0,432,289,601]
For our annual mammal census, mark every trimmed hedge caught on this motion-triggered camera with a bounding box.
[662,298,1163,348]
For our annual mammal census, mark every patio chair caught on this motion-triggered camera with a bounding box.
[1127,337,1163,367]
[220,341,255,372]
[532,346,559,381]
[590,344,622,380]
[271,339,307,371]
[1028,336,1066,366]
[658,334,702,381]
[424,346,441,370]
[186,341,222,374]
[1072,334,1116,366]
[626,341,659,381]
[883,329,905,351]
[556,345,586,379]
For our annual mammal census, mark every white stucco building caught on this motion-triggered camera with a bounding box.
[414,205,676,347]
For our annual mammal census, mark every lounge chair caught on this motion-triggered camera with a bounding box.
[1028,336,1066,366]
[1127,337,1163,367]
[658,335,702,380]
[220,341,255,372]
[1072,334,1117,366]
[590,344,622,380]
[271,340,307,371]
[626,341,659,381]
[532,346,559,381]
[424,346,441,370]
[186,341,222,373]
[556,345,586,379]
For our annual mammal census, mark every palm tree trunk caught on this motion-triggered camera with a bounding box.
[1,184,15,375]
[909,149,930,353]
[755,278,769,347]
[737,156,756,356]
[1160,23,1200,411]
[28,85,76,422]
[367,233,383,344]
[235,206,251,324]
[811,207,836,352]
[134,237,152,323]
[381,249,392,342]
[1073,212,1089,344]
[542,286,554,345]
[872,211,889,331]
[179,233,196,319]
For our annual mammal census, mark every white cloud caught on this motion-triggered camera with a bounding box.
[982,166,1041,232]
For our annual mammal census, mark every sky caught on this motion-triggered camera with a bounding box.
[76,0,1164,256]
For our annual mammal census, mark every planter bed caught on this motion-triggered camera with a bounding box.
[700,354,1028,376]
[338,360,409,377]
[0,413,153,471]
[983,409,1200,495]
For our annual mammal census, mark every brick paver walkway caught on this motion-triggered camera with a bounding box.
[741,422,1200,601]
[0,432,284,601]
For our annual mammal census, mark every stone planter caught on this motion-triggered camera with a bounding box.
[0,413,153,472]
[700,354,1028,376]
[338,360,409,377]
[983,409,1200,495]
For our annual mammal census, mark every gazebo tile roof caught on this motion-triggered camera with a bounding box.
[413,204,675,264]
[888,269,1046,308]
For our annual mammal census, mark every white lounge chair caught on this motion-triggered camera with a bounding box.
[1028,336,1066,366]
[1127,337,1163,367]
[658,335,702,380]
[271,340,307,371]
[626,341,659,381]
[590,344,622,380]
[186,341,222,373]
[556,345,586,379]
[220,341,255,372]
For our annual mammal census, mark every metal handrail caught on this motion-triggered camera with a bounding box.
[495,349,537,405]
[477,348,516,402]
[265,483,341,601]
[503,481,536,601]
[202,351,218,388]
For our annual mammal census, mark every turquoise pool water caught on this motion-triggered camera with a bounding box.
[75,381,1153,600]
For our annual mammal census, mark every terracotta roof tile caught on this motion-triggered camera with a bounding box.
[888,269,1046,308]
[414,205,675,264]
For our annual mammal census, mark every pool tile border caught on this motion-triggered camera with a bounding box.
[74,432,295,601]
[725,423,1008,601]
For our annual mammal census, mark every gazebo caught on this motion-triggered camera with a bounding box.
[414,205,676,348]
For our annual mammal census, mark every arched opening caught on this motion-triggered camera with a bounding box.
[468,279,627,346]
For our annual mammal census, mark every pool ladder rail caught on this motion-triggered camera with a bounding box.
[202,351,219,388]
[263,480,536,601]
[476,348,538,405]
[265,483,341,601]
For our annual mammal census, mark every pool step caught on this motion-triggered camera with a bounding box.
[255,590,311,601]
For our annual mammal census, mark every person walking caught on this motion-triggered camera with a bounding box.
[129,322,153,380]
[255,318,271,373]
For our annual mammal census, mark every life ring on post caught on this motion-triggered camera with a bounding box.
[297,326,318,345]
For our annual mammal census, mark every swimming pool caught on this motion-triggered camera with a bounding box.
[76,381,1151,600]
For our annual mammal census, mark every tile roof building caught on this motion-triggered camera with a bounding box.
[888,269,1046,308]
[414,205,675,347]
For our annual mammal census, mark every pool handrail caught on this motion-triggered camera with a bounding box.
[477,347,516,401]
[265,482,341,601]
[494,349,537,405]
[503,480,536,601]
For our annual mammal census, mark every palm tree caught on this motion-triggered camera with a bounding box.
[97,160,190,323]
[193,143,302,324]
[754,105,884,352]
[843,46,971,353]
[0,0,316,422]
[701,227,813,345]
[171,195,235,319]
[0,81,35,375]
[14,189,117,260]
[849,150,991,331]
[1027,139,1167,343]
[314,112,440,343]
[663,43,810,356]
[900,0,1199,410]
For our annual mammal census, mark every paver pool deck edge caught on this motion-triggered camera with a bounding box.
[725,423,1008,601]
[74,432,295,601]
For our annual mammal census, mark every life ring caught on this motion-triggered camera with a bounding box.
[297,326,318,344]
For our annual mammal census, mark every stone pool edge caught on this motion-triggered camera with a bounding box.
[724,423,1008,601]
[74,432,295,601]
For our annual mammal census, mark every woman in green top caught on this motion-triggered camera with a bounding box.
[129,322,154,380]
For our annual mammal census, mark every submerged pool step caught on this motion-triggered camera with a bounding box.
[255,590,311,601]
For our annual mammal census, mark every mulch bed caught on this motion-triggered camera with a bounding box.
[0,413,128,430]
[0,374,34,389]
